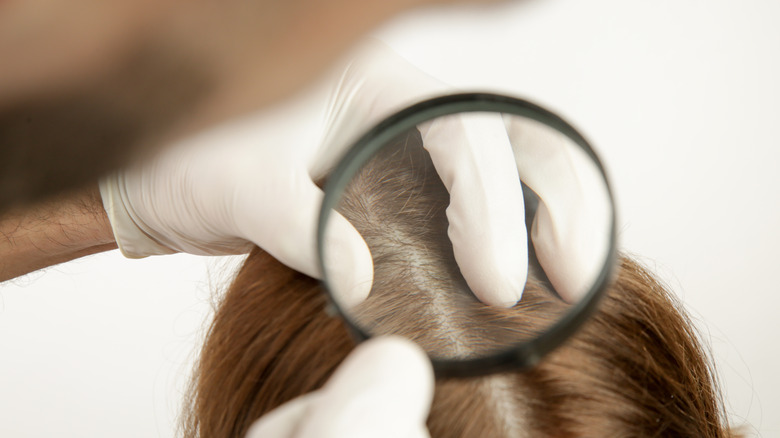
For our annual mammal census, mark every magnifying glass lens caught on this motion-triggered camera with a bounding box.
[319,97,615,374]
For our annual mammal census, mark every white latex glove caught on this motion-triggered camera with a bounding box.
[100,86,376,307]
[99,39,527,307]
[503,116,612,302]
[244,337,434,438]
[100,39,609,306]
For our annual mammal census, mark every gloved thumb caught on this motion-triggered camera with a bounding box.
[232,169,374,307]
[244,337,433,438]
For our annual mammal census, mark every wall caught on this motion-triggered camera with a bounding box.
[1,0,777,436]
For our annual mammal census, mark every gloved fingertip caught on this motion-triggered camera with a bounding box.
[455,235,528,308]
[322,212,374,309]
[480,292,522,309]
[244,394,316,438]
[537,247,600,304]
[558,280,590,303]
[298,337,434,438]
[470,260,527,308]
[329,337,434,397]
[531,205,611,304]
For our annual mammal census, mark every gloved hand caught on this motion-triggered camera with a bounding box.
[316,40,528,307]
[244,336,434,438]
[99,39,526,307]
[314,39,611,303]
[100,88,376,308]
[100,39,608,306]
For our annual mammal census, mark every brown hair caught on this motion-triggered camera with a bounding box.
[181,129,741,437]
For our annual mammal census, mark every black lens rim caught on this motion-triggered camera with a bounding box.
[317,92,618,378]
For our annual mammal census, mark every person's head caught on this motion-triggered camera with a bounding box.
[182,129,741,437]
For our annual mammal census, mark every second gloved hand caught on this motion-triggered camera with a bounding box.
[244,336,434,438]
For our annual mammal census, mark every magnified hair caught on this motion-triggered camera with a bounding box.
[337,128,568,359]
[181,130,743,437]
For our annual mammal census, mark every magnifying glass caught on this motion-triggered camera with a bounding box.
[318,93,617,378]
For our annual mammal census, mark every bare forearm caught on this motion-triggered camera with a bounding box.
[0,185,117,282]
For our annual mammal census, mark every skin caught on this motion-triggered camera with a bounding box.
[0,0,508,280]
[0,185,116,282]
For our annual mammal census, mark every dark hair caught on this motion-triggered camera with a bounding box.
[181,129,742,437]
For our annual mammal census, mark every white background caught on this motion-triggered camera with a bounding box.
[1,0,778,436]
